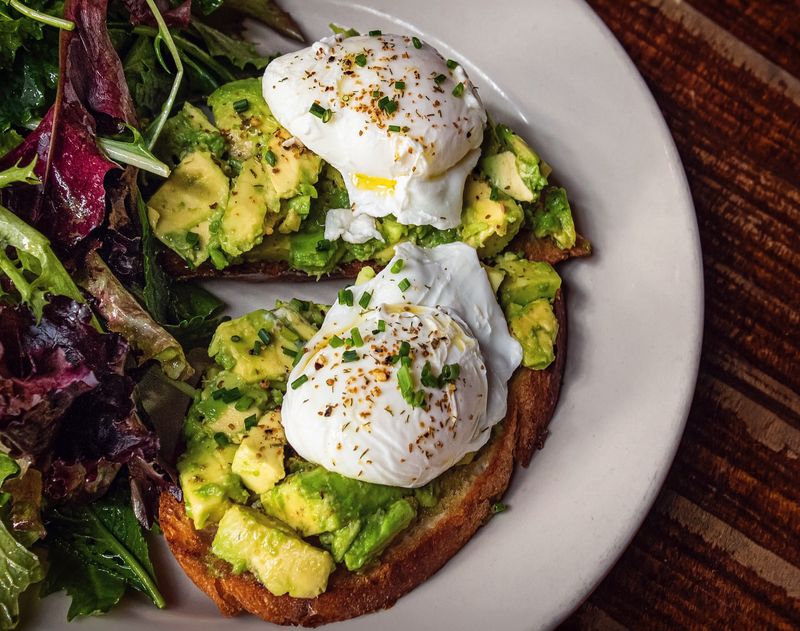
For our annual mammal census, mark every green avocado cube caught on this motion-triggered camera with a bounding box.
[343,498,417,571]
[507,298,559,369]
[260,465,411,537]
[212,504,335,598]
[529,186,577,250]
[318,519,362,563]
[493,255,562,308]
[460,175,524,258]
[208,78,279,160]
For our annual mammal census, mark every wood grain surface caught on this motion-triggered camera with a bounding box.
[561,1,800,629]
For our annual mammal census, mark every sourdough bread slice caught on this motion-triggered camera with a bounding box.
[159,293,567,626]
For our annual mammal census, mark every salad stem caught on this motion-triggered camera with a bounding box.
[8,0,74,30]
[98,138,170,178]
[143,0,183,150]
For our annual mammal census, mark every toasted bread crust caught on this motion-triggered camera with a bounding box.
[160,231,589,281]
[159,292,567,626]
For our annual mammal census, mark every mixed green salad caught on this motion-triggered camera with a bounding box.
[0,0,303,626]
[0,0,588,626]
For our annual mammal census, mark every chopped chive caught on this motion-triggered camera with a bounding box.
[185,231,199,247]
[421,361,438,388]
[291,375,308,389]
[235,395,255,411]
[350,328,363,347]
[342,350,359,362]
[398,277,411,291]
[446,59,458,69]
[372,89,382,99]
[250,340,263,355]
[491,502,508,514]
[280,327,299,343]
[213,432,229,447]
[244,415,258,430]
[230,335,241,342]
[390,258,404,273]
[412,36,422,49]
[368,29,382,36]
[355,53,367,67]
[394,81,405,90]
[399,341,410,357]
[309,102,332,122]
[358,291,372,308]
[388,124,402,132]
[378,96,398,113]
[489,186,500,201]
[316,238,332,251]
[292,348,304,367]
[258,328,272,346]
[397,364,413,394]
[282,346,298,357]
[233,98,250,113]
[290,298,309,312]
[213,387,242,403]
[264,149,277,166]
[329,335,344,348]
[433,73,447,85]
[378,319,386,332]
[338,288,354,306]
[400,355,411,367]
[452,82,465,97]
[442,363,461,383]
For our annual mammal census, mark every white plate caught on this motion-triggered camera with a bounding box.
[30,1,703,629]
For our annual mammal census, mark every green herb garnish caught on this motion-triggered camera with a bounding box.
[412,36,422,48]
[338,288,354,306]
[264,149,277,166]
[390,259,405,273]
[309,102,332,122]
[244,415,259,430]
[452,82,464,97]
[291,375,308,389]
[342,350,359,362]
[398,277,411,291]
[359,291,372,308]
[355,53,367,67]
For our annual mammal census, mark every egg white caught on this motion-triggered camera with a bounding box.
[281,243,522,487]
[262,34,487,242]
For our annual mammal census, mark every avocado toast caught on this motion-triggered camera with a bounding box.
[154,28,589,627]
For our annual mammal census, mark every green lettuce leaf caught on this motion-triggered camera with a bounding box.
[41,481,164,619]
[191,21,270,70]
[0,454,44,630]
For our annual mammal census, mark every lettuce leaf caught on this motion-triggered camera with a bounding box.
[41,480,164,619]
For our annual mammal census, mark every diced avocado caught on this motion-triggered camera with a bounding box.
[290,229,345,275]
[460,175,524,257]
[483,263,506,294]
[147,151,229,267]
[410,224,459,248]
[507,298,559,369]
[318,519,362,563]
[260,465,411,537]
[155,102,225,168]
[481,124,548,203]
[528,186,577,250]
[208,78,279,160]
[273,303,324,341]
[277,194,312,234]
[219,156,279,258]
[315,164,350,210]
[194,371,272,441]
[212,504,335,599]
[209,309,302,383]
[265,128,323,201]
[178,436,248,529]
[493,254,561,308]
[232,410,286,494]
[355,266,376,285]
[343,498,417,571]
[243,233,292,263]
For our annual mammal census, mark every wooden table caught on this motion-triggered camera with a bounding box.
[560,1,800,628]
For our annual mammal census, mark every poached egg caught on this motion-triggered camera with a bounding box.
[262,33,487,243]
[281,243,522,487]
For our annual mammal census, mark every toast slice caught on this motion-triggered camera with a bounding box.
[159,292,567,626]
[160,230,590,281]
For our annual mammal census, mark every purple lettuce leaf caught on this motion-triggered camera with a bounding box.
[123,0,192,28]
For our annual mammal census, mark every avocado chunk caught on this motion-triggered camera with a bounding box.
[260,465,411,537]
[232,410,286,494]
[208,78,279,161]
[147,151,229,267]
[528,186,577,250]
[289,229,345,275]
[266,128,323,202]
[155,102,225,168]
[209,309,304,383]
[480,123,548,203]
[507,299,559,369]
[193,369,275,441]
[178,436,248,529]
[318,519,362,563]
[218,156,280,258]
[212,504,335,599]
[460,175,524,257]
[493,254,561,308]
[343,498,417,571]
